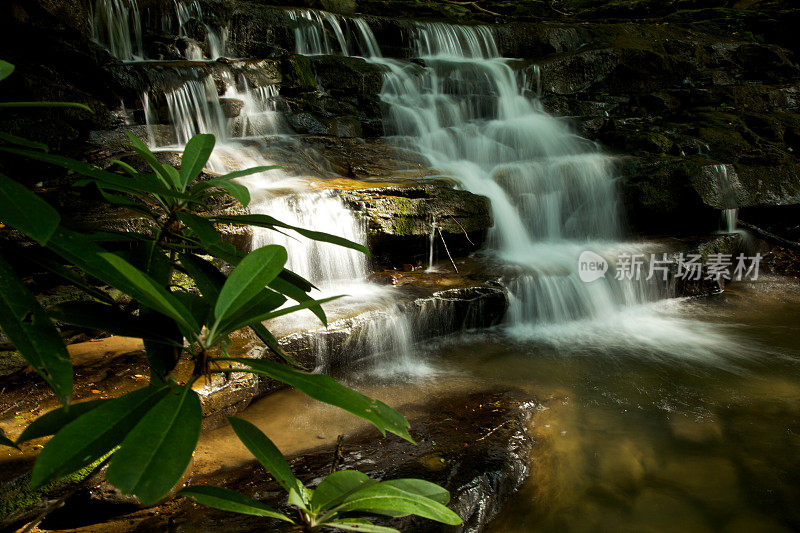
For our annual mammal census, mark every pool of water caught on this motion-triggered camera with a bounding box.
[435,276,800,533]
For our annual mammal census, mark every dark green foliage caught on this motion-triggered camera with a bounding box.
[182,420,462,531]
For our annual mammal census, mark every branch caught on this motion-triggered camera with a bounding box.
[438,228,459,274]
[442,0,503,17]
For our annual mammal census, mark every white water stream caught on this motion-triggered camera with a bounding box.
[91,0,226,61]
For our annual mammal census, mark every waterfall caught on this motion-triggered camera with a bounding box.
[354,22,676,335]
[146,73,369,284]
[91,0,144,60]
[287,9,381,58]
[92,0,226,60]
[227,83,284,139]
[175,0,228,59]
[163,77,227,144]
[250,193,369,288]
[709,164,740,233]
[289,9,347,56]
[722,208,738,233]
[426,215,437,272]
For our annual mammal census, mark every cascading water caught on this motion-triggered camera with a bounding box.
[144,73,370,291]
[287,9,380,57]
[91,0,144,60]
[356,21,727,354]
[709,164,740,233]
[92,0,226,60]
[175,0,228,59]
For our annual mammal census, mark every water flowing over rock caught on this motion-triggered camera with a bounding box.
[355,21,675,334]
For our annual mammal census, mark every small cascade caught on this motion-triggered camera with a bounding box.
[175,0,228,59]
[709,164,740,233]
[92,0,226,60]
[289,9,346,56]
[286,9,381,57]
[426,215,437,272]
[227,83,284,139]
[723,208,739,233]
[524,64,543,99]
[411,22,498,58]
[162,77,227,144]
[91,0,144,60]
[251,193,369,288]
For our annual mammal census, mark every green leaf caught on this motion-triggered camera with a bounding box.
[311,470,376,512]
[31,385,169,487]
[277,268,316,293]
[214,245,287,323]
[0,428,19,450]
[16,400,109,444]
[172,291,212,327]
[48,301,183,346]
[209,214,369,256]
[227,417,306,502]
[112,159,139,176]
[335,483,462,525]
[98,252,200,334]
[217,166,282,180]
[190,179,252,207]
[179,253,224,300]
[209,179,251,206]
[43,229,197,336]
[215,288,287,337]
[177,212,241,264]
[225,295,341,329]
[106,385,202,506]
[180,485,293,522]
[0,255,72,401]
[177,212,224,247]
[221,359,413,443]
[163,165,182,190]
[179,134,215,191]
[0,101,93,112]
[0,132,48,151]
[0,172,60,245]
[0,60,14,81]
[381,479,450,505]
[125,132,175,189]
[269,276,327,326]
[25,250,116,305]
[249,321,300,367]
[326,519,399,533]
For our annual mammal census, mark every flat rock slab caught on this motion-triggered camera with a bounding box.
[43,390,535,532]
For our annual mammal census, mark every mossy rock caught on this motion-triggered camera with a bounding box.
[0,350,27,378]
[309,55,387,99]
[0,458,107,530]
[282,55,319,93]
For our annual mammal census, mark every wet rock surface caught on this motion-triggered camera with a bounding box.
[43,390,535,533]
[341,182,493,265]
[276,283,508,371]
